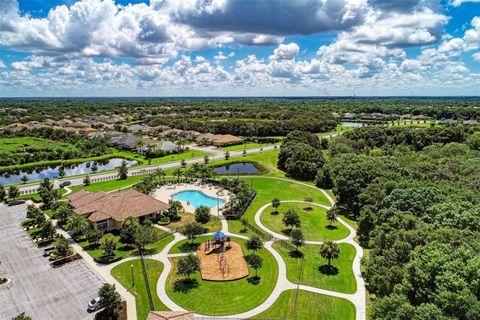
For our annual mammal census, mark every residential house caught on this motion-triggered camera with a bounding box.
[342,112,356,120]
[110,134,140,150]
[140,141,178,153]
[195,133,243,146]
[67,189,170,231]
[211,134,243,146]
[463,120,479,125]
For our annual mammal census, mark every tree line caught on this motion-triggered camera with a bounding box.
[321,126,480,319]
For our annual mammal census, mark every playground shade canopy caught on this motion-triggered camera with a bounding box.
[214,231,225,239]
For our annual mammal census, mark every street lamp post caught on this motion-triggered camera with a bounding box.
[131,264,134,287]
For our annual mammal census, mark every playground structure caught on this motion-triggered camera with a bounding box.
[197,232,249,281]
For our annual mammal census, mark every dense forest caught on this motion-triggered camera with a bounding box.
[1,98,480,127]
[322,126,480,319]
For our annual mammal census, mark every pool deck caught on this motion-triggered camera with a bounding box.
[152,182,232,216]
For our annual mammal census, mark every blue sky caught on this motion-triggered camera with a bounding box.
[1,0,480,97]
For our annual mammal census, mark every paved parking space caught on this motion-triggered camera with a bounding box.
[0,204,104,320]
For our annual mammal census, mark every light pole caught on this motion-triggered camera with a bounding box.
[217,193,220,219]
[131,264,134,287]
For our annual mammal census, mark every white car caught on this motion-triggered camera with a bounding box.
[87,297,101,312]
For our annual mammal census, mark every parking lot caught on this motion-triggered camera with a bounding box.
[0,203,104,320]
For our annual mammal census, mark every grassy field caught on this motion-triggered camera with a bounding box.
[168,235,212,254]
[253,289,355,320]
[0,137,77,152]
[111,259,168,320]
[164,212,222,233]
[210,149,281,176]
[166,238,278,315]
[67,175,146,195]
[260,202,349,241]
[317,124,355,137]
[220,142,275,152]
[226,177,331,235]
[274,242,357,294]
[115,149,209,167]
[74,230,174,263]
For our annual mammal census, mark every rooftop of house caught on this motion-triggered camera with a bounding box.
[68,189,170,223]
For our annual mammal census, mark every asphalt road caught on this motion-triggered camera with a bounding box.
[18,144,278,194]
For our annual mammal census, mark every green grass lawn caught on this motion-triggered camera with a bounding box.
[220,142,274,152]
[115,149,210,168]
[74,229,174,263]
[273,242,357,294]
[166,238,278,315]
[168,235,212,254]
[67,175,146,195]
[111,259,168,320]
[226,177,331,235]
[317,124,355,137]
[210,150,281,176]
[253,289,355,320]
[164,212,222,233]
[260,203,349,241]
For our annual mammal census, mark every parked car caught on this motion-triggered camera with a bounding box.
[8,200,25,206]
[43,246,56,257]
[59,181,71,188]
[87,297,101,312]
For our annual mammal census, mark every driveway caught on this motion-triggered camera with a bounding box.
[0,204,104,320]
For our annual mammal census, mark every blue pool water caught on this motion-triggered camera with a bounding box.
[172,190,225,209]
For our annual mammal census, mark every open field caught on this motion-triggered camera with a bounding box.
[228,177,331,235]
[253,289,355,320]
[260,202,349,241]
[273,242,357,294]
[220,142,275,151]
[166,238,278,315]
[111,259,168,320]
[115,149,210,167]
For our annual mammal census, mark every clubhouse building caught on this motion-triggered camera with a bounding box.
[67,189,170,231]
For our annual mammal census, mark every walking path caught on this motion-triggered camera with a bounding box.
[146,177,365,319]
[17,144,278,194]
[45,176,365,320]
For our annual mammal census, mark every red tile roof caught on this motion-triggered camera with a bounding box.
[68,189,170,223]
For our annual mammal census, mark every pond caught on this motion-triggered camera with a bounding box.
[214,162,260,175]
[0,158,137,185]
[172,190,225,209]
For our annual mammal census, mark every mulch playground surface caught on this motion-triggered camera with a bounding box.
[197,240,249,281]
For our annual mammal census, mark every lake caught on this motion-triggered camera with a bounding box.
[0,158,137,185]
[214,162,260,175]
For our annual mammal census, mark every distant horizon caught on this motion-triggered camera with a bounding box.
[2,95,480,100]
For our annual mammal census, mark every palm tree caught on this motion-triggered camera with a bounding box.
[319,241,340,267]
[327,207,337,226]
[173,168,182,182]
[67,214,91,235]
[155,168,166,182]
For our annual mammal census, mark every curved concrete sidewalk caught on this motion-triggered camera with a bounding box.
[253,198,365,320]
[84,176,365,320]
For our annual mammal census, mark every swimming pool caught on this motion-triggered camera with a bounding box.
[172,190,225,209]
